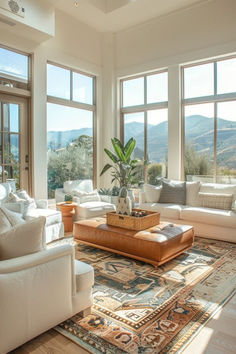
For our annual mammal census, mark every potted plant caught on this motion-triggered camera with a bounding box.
[100,137,140,206]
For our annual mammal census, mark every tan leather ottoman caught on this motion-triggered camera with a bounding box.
[73,218,194,267]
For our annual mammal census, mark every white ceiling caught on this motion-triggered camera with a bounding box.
[51,0,209,33]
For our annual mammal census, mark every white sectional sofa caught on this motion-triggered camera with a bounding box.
[139,181,236,243]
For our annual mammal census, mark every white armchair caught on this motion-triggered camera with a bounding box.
[0,243,94,353]
[0,182,64,243]
[55,179,116,220]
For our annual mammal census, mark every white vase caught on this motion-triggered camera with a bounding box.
[116,197,132,215]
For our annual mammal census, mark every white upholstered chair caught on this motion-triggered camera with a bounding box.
[0,212,94,353]
[55,179,116,220]
[0,181,64,243]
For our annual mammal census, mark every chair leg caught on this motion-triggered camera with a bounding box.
[80,307,91,318]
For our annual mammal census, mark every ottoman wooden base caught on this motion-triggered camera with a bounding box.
[73,218,194,267]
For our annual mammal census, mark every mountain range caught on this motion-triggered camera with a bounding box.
[47,115,236,169]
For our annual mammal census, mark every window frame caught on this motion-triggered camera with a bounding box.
[0,44,31,91]
[181,55,236,182]
[120,69,168,177]
[46,61,97,187]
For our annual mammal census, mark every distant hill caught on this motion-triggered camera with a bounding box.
[47,115,236,169]
[47,128,92,150]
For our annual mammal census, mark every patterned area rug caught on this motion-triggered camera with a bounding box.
[54,237,236,353]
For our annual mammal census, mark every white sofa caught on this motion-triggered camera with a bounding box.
[0,243,94,353]
[0,182,64,243]
[139,181,236,243]
[55,179,116,220]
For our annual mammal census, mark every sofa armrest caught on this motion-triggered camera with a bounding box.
[139,191,146,204]
[72,196,81,205]
[55,188,65,203]
[35,199,48,209]
[0,244,74,274]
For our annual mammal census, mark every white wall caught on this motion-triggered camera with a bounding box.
[114,0,236,180]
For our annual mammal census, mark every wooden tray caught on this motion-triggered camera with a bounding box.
[106,208,160,230]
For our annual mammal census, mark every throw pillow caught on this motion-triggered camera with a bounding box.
[3,191,36,215]
[4,191,23,203]
[159,180,186,205]
[0,216,46,261]
[64,180,93,194]
[186,181,201,206]
[198,192,233,210]
[72,189,100,203]
[144,184,162,203]
[0,207,24,233]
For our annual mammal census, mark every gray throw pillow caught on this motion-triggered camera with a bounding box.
[159,180,186,205]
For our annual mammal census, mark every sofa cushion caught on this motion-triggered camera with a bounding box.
[0,182,12,203]
[76,201,115,219]
[74,260,94,292]
[186,181,201,206]
[159,180,186,205]
[24,208,62,226]
[139,203,182,219]
[144,184,162,203]
[200,183,236,204]
[64,180,93,194]
[0,216,45,260]
[16,189,37,209]
[0,207,24,233]
[72,189,100,203]
[180,206,236,228]
[198,192,233,210]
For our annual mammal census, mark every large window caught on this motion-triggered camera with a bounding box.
[0,46,30,190]
[183,57,236,184]
[47,63,96,198]
[121,71,168,185]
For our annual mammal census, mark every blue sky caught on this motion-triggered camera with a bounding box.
[0,47,28,80]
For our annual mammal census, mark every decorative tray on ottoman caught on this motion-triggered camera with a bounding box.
[106,208,160,230]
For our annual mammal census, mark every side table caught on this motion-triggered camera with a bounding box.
[56,202,77,232]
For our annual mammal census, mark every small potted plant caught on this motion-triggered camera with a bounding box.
[64,193,73,204]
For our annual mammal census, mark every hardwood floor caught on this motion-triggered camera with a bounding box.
[10,294,236,354]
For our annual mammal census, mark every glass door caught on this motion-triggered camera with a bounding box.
[0,94,29,190]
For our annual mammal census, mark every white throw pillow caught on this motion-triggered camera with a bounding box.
[200,183,236,209]
[186,181,201,206]
[0,216,46,261]
[72,189,100,203]
[0,207,24,233]
[3,191,36,215]
[64,180,93,194]
[0,182,12,203]
[144,184,162,203]
[198,192,233,210]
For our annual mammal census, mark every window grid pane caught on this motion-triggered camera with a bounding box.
[122,77,144,107]
[183,57,236,184]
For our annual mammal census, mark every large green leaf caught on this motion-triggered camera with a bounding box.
[125,139,136,162]
[100,163,112,176]
[113,138,125,154]
[104,148,118,163]
[124,138,135,153]
[111,139,126,162]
